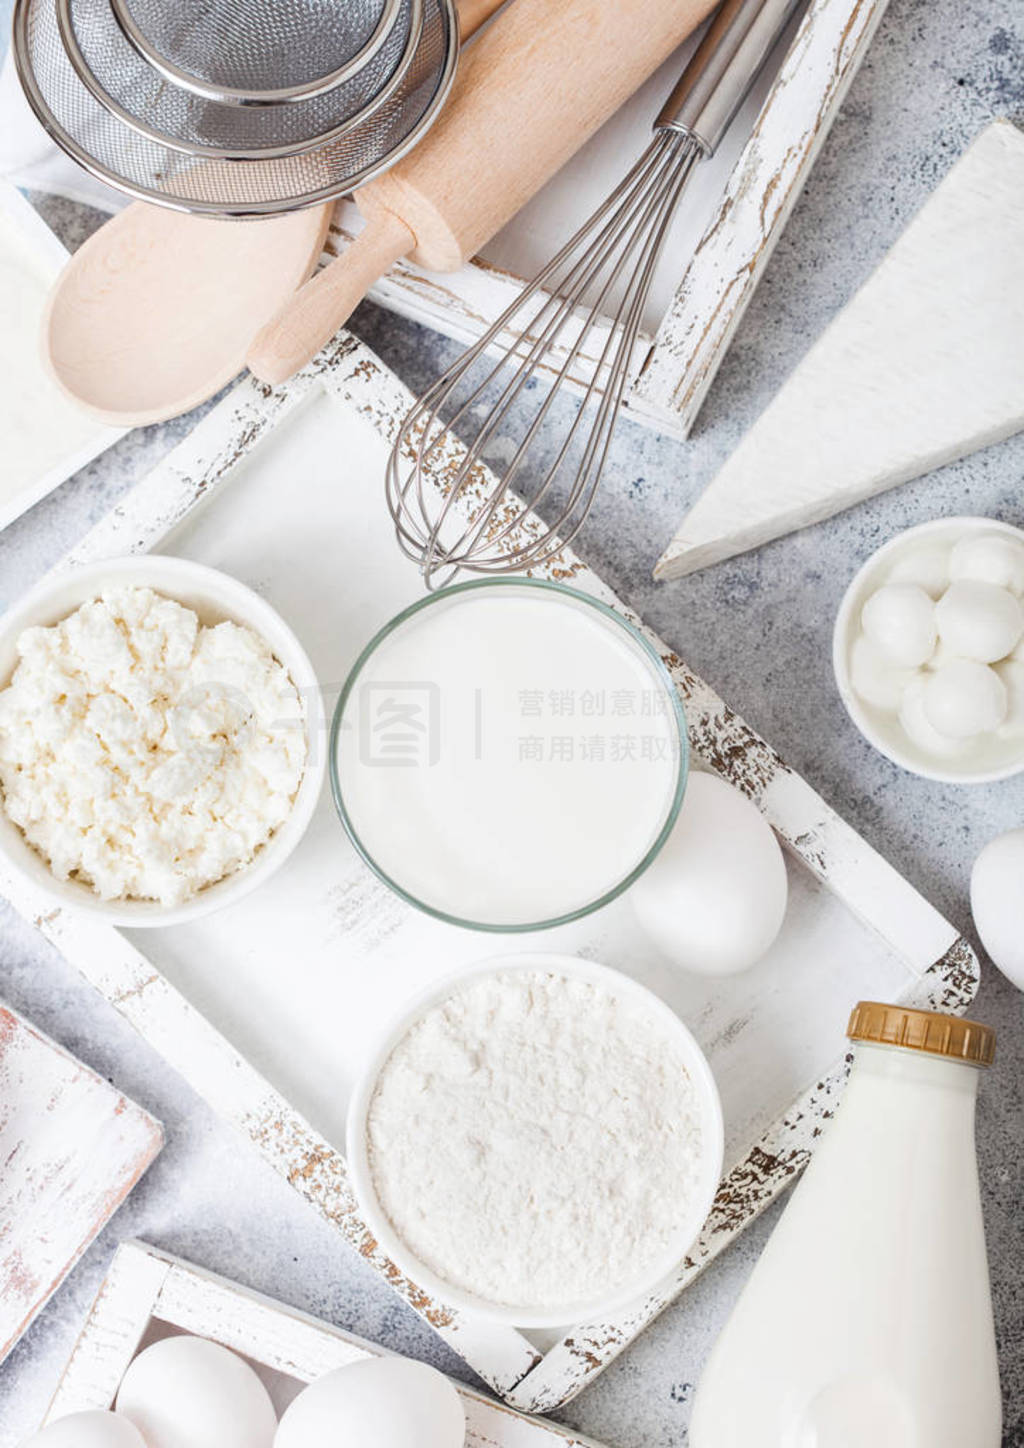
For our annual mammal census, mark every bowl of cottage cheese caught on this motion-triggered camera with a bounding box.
[0,556,325,924]
[347,953,724,1328]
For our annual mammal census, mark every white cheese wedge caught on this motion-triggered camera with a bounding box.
[655,121,1024,580]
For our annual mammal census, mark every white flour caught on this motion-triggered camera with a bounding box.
[366,968,706,1313]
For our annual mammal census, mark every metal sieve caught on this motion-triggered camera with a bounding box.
[106,0,404,104]
[54,0,425,158]
[12,0,458,215]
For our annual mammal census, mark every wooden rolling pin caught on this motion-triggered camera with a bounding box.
[247,0,719,384]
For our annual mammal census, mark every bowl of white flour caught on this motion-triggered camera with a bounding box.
[347,953,724,1327]
[0,555,325,924]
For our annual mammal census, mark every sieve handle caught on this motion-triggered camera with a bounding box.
[655,0,804,155]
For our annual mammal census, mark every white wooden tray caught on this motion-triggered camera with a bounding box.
[333,0,889,439]
[0,334,978,1413]
[0,1001,162,1363]
[41,1240,606,1447]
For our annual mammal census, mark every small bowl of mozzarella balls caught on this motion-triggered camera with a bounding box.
[834,517,1024,783]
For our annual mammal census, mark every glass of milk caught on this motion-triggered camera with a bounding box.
[330,580,688,929]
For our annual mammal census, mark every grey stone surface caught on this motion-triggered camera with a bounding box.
[1,0,1023,1441]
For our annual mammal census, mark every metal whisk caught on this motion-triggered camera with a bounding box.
[386,0,801,585]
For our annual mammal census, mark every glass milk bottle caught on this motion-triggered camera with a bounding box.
[691,1002,1000,1448]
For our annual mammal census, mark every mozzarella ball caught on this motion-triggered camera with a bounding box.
[274,1359,465,1448]
[922,660,1007,740]
[20,1413,146,1448]
[950,532,1024,594]
[887,544,951,598]
[850,636,919,710]
[898,678,971,760]
[116,1336,277,1448]
[629,771,788,976]
[935,581,1023,662]
[861,585,937,667]
[995,659,1024,739]
[971,830,1024,991]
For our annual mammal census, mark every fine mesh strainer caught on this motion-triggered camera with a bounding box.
[55,0,426,157]
[107,0,405,103]
[12,0,458,215]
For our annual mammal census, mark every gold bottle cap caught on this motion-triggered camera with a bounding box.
[847,1001,995,1067]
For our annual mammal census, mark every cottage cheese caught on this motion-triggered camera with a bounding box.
[0,586,307,905]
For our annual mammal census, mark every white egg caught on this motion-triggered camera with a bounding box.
[971,830,1024,991]
[950,532,1024,595]
[629,771,788,976]
[898,678,970,760]
[274,1359,465,1448]
[922,659,1007,740]
[861,584,937,667]
[850,636,919,710]
[995,659,1024,739]
[887,543,951,598]
[935,581,1023,663]
[20,1412,146,1448]
[116,1336,277,1448]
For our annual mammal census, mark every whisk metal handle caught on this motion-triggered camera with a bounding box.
[655,0,804,155]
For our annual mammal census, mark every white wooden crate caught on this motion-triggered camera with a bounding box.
[42,1240,607,1447]
[333,0,889,439]
[0,333,977,1412]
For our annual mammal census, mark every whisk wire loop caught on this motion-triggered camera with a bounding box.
[410,158,666,568]
[450,139,692,573]
[389,144,665,546]
[385,129,702,585]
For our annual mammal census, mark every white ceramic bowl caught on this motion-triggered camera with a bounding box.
[833,516,1024,784]
[347,952,724,1328]
[0,555,326,925]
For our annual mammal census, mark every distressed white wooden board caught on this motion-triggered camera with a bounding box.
[633,0,891,433]
[325,0,880,440]
[0,1001,162,1363]
[0,180,125,533]
[44,1242,607,1447]
[0,335,977,1411]
[655,120,1024,579]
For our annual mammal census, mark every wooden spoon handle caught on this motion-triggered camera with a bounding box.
[247,210,414,385]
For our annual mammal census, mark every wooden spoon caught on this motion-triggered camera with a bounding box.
[42,0,506,429]
[43,203,332,427]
